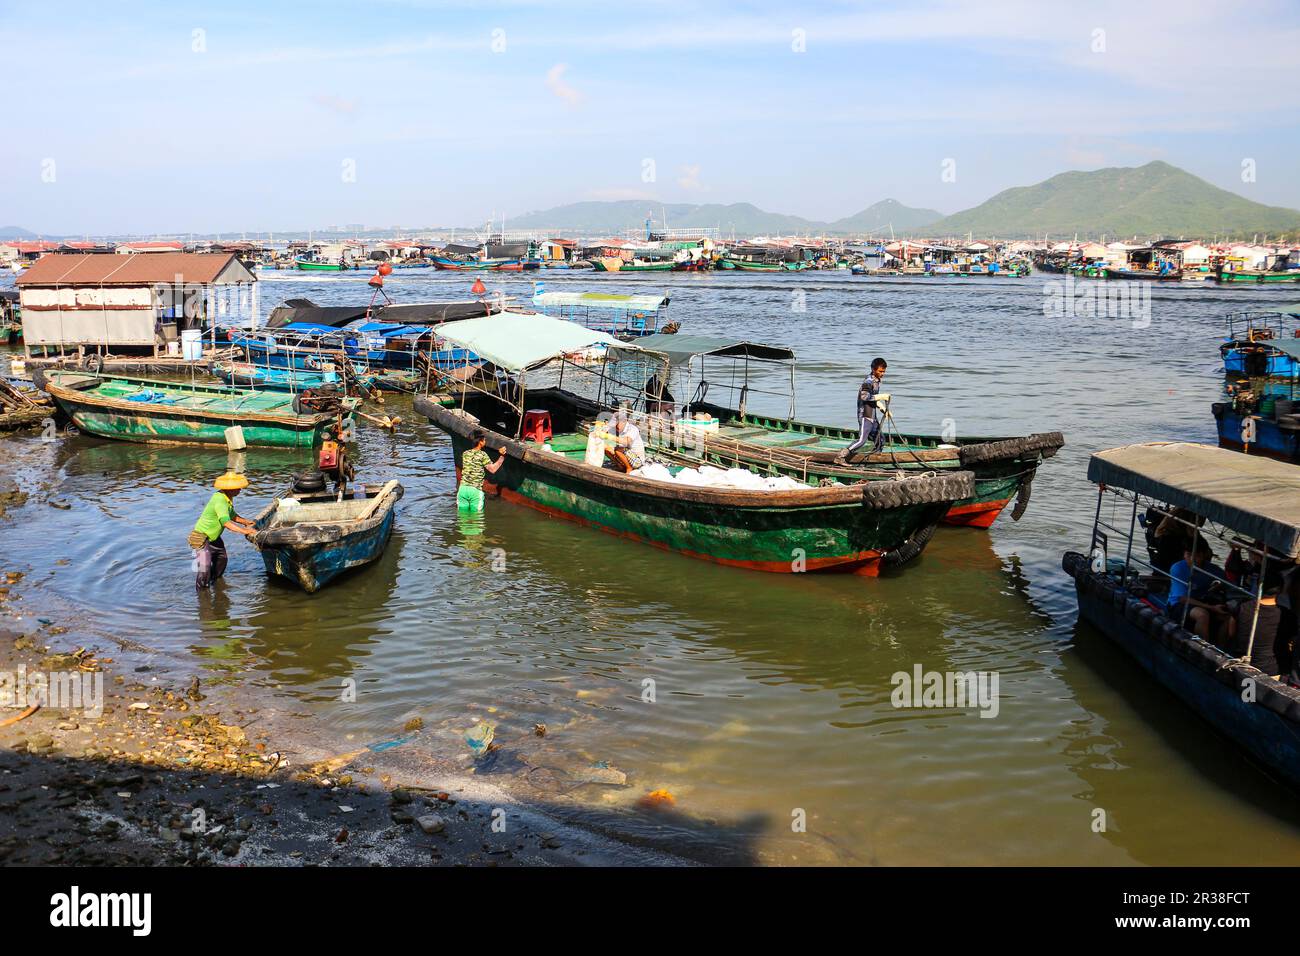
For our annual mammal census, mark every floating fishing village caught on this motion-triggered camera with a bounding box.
[5,9,1300,926]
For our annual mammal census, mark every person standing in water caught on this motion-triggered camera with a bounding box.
[457,429,507,512]
[836,357,890,463]
[189,472,258,589]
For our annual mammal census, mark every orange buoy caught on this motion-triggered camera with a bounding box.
[378,261,394,276]
[471,277,486,295]
[368,274,384,288]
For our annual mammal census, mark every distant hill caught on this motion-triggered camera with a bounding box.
[929,161,1300,238]
[508,199,939,236]
[0,226,37,240]
[828,199,941,234]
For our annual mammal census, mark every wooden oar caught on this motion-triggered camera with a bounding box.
[354,407,400,430]
[356,480,400,522]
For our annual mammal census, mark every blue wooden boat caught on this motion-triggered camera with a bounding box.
[252,480,403,592]
[1064,442,1300,793]
[1220,306,1300,378]
[1213,398,1300,463]
[210,359,343,391]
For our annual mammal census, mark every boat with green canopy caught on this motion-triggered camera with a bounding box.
[34,370,354,447]
[413,313,970,575]
[601,333,1064,528]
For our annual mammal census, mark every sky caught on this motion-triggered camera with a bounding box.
[2,0,1298,235]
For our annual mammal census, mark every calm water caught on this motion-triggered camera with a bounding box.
[5,268,1300,865]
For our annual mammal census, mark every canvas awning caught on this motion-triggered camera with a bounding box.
[609,333,795,367]
[1088,442,1300,557]
[432,312,633,371]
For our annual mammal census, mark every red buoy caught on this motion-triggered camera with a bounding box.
[368,275,384,288]
[471,277,486,295]
[378,261,394,276]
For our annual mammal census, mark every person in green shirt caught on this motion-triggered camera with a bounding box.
[457,430,507,512]
[190,472,258,588]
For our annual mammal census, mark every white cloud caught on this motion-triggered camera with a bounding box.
[545,63,582,105]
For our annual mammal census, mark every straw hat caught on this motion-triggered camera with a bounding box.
[214,472,249,491]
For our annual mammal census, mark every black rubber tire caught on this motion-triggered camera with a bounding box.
[881,521,938,569]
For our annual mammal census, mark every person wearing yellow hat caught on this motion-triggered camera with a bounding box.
[189,472,257,589]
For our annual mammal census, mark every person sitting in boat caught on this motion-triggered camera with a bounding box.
[189,472,258,589]
[1225,565,1297,677]
[644,373,676,420]
[457,430,507,512]
[835,357,889,464]
[605,408,646,473]
[1149,506,1203,574]
[1166,535,1229,641]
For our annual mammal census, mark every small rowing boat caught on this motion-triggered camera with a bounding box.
[253,480,403,592]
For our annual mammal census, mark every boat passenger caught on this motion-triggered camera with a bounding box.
[1167,536,1228,641]
[1151,507,1202,574]
[605,409,646,473]
[457,430,507,512]
[189,472,258,589]
[1225,565,1297,676]
[836,357,889,463]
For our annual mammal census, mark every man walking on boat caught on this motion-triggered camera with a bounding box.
[190,472,258,589]
[836,357,890,463]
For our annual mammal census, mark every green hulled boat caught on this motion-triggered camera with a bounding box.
[728,259,783,271]
[34,370,354,447]
[1215,271,1300,284]
[412,313,970,575]
[294,257,350,272]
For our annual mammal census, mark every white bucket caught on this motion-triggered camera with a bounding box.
[180,329,204,361]
[224,425,247,451]
[166,340,181,357]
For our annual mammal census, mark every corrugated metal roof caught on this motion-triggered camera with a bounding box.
[17,253,248,286]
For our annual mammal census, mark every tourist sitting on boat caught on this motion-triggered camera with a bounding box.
[835,357,889,464]
[1224,565,1297,677]
[189,472,259,589]
[1166,535,1229,641]
[605,408,646,473]
[457,430,507,512]
[1149,506,1203,574]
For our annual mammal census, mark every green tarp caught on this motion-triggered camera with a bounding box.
[431,312,635,371]
[1088,442,1300,557]
[611,333,795,367]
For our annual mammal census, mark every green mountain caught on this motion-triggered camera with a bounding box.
[929,161,1300,238]
[828,199,941,233]
[508,199,940,236]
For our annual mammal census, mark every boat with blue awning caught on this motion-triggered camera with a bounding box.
[1220,305,1300,378]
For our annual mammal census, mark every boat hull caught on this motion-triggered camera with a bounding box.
[1215,271,1300,284]
[686,406,1062,528]
[255,485,401,591]
[37,372,343,448]
[1212,402,1300,462]
[1064,551,1300,792]
[415,399,967,575]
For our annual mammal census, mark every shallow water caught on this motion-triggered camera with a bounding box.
[5,268,1300,865]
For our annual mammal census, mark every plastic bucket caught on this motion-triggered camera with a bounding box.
[180,329,204,361]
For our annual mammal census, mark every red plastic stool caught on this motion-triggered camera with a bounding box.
[521,409,553,443]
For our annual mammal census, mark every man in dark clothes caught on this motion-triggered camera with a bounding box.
[836,357,889,463]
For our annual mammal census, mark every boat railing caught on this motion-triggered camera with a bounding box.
[1089,484,1276,667]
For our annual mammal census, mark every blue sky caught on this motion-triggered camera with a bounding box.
[3,0,1298,234]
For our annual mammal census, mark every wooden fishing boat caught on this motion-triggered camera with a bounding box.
[729,259,783,272]
[1219,307,1300,378]
[1215,270,1300,284]
[1063,442,1300,793]
[33,370,353,447]
[253,481,403,592]
[1104,267,1182,281]
[430,256,516,271]
[600,333,1064,529]
[412,313,972,575]
[294,257,349,272]
[677,405,1062,528]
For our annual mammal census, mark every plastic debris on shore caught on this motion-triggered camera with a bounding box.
[465,721,495,757]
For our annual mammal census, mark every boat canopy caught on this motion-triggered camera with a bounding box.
[1260,337,1300,362]
[432,312,633,372]
[1088,442,1300,557]
[609,333,795,367]
[353,322,434,337]
[533,291,669,312]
